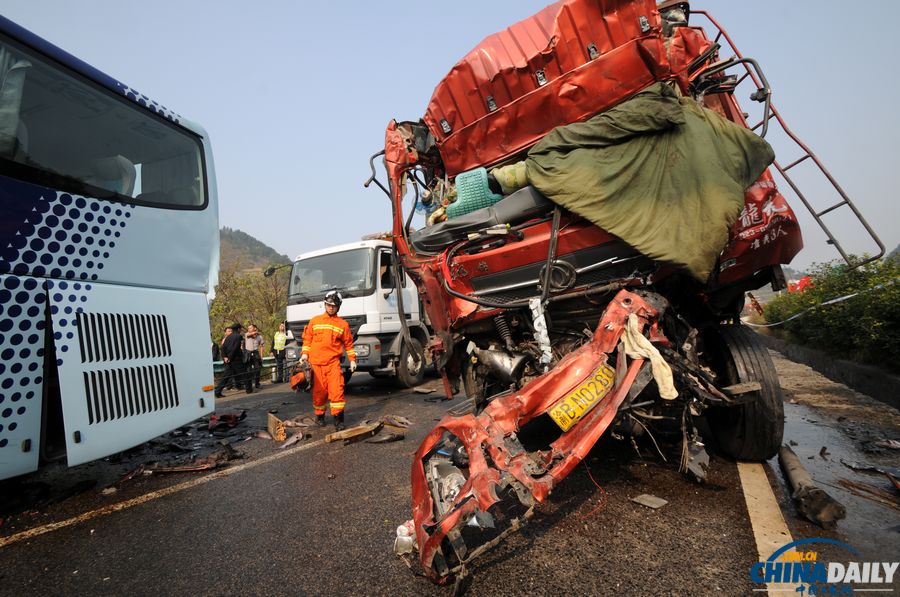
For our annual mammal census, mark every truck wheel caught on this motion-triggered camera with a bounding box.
[703,324,784,461]
[396,337,425,388]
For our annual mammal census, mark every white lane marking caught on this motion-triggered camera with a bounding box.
[0,437,327,549]
[738,462,795,597]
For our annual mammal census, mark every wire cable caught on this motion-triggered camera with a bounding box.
[742,278,896,328]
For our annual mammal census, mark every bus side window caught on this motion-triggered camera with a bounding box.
[0,48,31,160]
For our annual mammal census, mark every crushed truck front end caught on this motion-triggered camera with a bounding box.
[368,0,879,584]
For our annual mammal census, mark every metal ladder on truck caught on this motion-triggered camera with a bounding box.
[687,9,885,268]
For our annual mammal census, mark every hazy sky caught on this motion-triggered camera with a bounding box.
[4,1,898,271]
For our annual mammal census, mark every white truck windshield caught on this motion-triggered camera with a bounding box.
[288,248,374,303]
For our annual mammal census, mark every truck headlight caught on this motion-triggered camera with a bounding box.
[355,345,370,357]
[285,347,299,361]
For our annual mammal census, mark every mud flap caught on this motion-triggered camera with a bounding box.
[47,280,214,466]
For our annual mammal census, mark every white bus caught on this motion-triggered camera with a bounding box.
[0,16,219,479]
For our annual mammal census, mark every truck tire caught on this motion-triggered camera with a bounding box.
[703,324,784,461]
[396,337,425,388]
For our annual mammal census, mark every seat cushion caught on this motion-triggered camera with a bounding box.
[411,185,553,253]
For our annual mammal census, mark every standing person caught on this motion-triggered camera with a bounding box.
[215,323,253,397]
[300,291,356,430]
[244,323,265,389]
[272,321,288,384]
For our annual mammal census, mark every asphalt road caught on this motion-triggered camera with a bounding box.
[0,353,897,596]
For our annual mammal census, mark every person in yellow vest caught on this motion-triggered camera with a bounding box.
[300,291,356,430]
[272,321,288,383]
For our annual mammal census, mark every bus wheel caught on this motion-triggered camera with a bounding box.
[703,324,784,461]
[396,337,425,388]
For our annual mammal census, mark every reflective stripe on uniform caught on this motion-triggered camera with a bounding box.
[312,324,346,334]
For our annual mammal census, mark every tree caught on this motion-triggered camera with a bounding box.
[764,255,899,373]
[208,259,290,355]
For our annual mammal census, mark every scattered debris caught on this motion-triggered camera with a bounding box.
[253,431,273,440]
[326,421,384,445]
[142,442,243,475]
[840,459,900,477]
[631,494,667,509]
[819,446,830,460]
[100,487,117,496]
[394,519,417,555]
[147,457,222,474]
[218,440,241,461]
[280,432,308,449]
[115,465,146,486]
[779,445,846,529]
[267,412,287,442]
[682,439,709,484]
[208,410,247,432]
[835,479,900,512]
[887,473,900,494]
[414,387,435,394]
[327,474,336,480]
[366,433,405,444]
[875,439,900,450]
[283,415,314,428]
[380,415,412,429]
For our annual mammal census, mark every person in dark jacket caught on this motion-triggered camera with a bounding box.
[214,323,253,397]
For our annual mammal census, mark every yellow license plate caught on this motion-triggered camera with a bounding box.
[549,362,616,432]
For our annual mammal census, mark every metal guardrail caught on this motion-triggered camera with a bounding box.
[213,356,276,375]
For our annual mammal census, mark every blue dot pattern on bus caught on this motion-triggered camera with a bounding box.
[118,83,181,124]
[0,184,135,451]
[0,278,45,449]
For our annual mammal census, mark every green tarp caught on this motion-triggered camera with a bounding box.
[525,83,774,281]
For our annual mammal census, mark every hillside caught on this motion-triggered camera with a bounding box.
[888,243,900,263]
[220,227,290,271]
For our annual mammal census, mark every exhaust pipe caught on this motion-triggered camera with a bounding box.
[472,348,529,385]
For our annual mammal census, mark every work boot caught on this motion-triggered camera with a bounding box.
[314,414,326,427]
[334,411,345,432]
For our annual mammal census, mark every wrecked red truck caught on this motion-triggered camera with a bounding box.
[364,0,884,585]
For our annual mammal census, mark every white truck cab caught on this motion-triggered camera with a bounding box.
[283,238,430,387]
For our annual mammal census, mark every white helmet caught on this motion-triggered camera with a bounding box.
[324,290,343,308]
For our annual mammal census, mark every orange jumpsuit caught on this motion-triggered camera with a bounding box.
[301,312,356,417]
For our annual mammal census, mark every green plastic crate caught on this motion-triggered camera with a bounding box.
[446,167,504,219]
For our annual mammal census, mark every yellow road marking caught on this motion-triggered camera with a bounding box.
[738,462,795,596]
[0,437,327,549]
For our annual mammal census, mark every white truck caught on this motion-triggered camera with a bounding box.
[282,238,430,387]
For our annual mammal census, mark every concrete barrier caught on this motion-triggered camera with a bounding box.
[756,333,900,411]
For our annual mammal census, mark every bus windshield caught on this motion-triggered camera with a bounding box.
[0,35,205,208]
[289,248,374,304]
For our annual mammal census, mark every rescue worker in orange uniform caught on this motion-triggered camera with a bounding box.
[299,290,356,430]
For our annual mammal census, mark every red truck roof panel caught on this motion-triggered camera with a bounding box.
[424,0,669,175]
